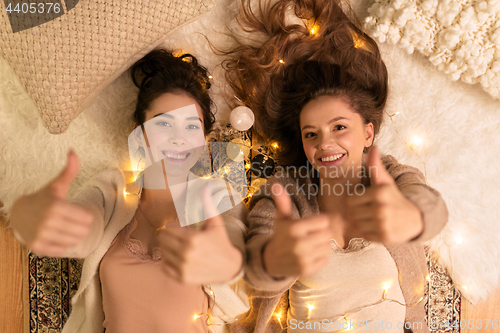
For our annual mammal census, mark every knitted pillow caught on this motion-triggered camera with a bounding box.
[0,0,215,134]
[364,0,500,100]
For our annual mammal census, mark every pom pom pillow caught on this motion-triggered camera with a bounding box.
[364,0,500,100]
[0,0,215,134]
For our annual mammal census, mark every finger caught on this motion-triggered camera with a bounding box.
[288,215,330,238]
[302,255,330,277]
[160,247,184,269]
[201,184,225,231]
[31,241,67,257]
[344,187,377,206]
[38,228,83,247]
[55,201,94,226]
[157,231,187,257]
[46,218,91,238]
[345,203,377,221]
[297,230,333,251]
[271,183,292,221]
[366,146,393,186]
[49,149,80,199]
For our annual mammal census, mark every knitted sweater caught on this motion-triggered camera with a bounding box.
[19,168,250,333]
[230,155,448,333]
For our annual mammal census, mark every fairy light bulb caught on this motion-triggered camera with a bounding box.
[271,142,279,149]
[382,282,391,298]
[279,59,285,64]
[245,162,251,169]
[193,314,200,320]
[124,189,129,196]
[208,75,213,79]
[426,275,431,282]
[409,134,424,150]
[310,24,319,35]
[307,304,314,320]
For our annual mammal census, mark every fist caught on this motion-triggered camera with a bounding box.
[263,183,333,278]
[10,149,94,257]
[343,146,424,244]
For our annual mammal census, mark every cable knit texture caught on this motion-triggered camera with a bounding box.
[364,0,500,100]
[0,0,215,134]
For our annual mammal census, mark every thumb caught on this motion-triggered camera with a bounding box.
[50,148,80,199]
[367,146,393,186]
[271,183,292,222]
[201,184,226,232]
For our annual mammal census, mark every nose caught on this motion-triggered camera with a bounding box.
[168,128,187,146]
[317,133,333,151]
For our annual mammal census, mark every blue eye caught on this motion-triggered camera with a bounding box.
[156,121,171,127]
[187,124,200,130]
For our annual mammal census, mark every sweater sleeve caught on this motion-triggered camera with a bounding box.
[244,181,298,294]
[63,168,126,258]
[382,155,449,243]
[220,200,249,285]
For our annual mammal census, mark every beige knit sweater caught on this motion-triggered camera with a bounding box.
[14,168,250,333]
[230,155,448,333]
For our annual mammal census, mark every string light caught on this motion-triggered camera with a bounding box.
[279,59,285,64]
[409,135,424,150]
[271,141,279,149]
[352,33,365,49]
[208,75,213,79]
[306,304,314,321]
[310,24,319,35]
[124,189,129,196]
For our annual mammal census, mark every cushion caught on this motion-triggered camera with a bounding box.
[364,0,500,100]
[0,0,215,134]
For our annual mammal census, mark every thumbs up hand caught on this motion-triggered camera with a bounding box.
[343,146,424,244]
[10,149,94,257]
[157,184,243,285]
[263,183,332,279]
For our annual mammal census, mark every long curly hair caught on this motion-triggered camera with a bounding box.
[224,0,388,166]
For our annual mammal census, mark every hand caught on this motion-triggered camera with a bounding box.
[263,183,332,279]
[157,185,243,285]
[343,146,424,244]
[9,149,94,257]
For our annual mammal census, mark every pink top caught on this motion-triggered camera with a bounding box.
[99,217,209,333]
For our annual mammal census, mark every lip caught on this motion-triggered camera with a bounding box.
[317,152,345,165]
[162,150,190,162]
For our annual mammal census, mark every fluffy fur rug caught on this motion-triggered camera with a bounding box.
[0,0,499,304]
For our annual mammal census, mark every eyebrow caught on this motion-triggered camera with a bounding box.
[301,116,348,131]
[153,113,203,123]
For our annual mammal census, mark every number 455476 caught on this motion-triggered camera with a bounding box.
[6,3,61,14]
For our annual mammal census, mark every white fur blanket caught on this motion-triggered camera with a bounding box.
[0,0,499,304]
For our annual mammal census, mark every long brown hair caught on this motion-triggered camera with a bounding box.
[224,0,388,166]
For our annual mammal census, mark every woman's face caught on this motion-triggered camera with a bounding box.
[300,95,374,179]
[137,90,207,179]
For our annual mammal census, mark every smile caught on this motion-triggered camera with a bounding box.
[162,151,190,160]
[319,153,344,162]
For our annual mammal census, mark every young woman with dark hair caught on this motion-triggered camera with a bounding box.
[224,0,448,332]
[10,49,249,333]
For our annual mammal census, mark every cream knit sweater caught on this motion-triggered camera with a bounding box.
[15,168,250,333]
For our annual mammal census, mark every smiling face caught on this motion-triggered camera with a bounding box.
[300,95,374,179]
[136,90,207,179]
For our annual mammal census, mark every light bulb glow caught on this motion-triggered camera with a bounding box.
[193,314,200,320]
[279,59,285,64]
[409,135,424,149]
[271,142,279,149]
[208,75,213,79]
[310,25,319,35]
